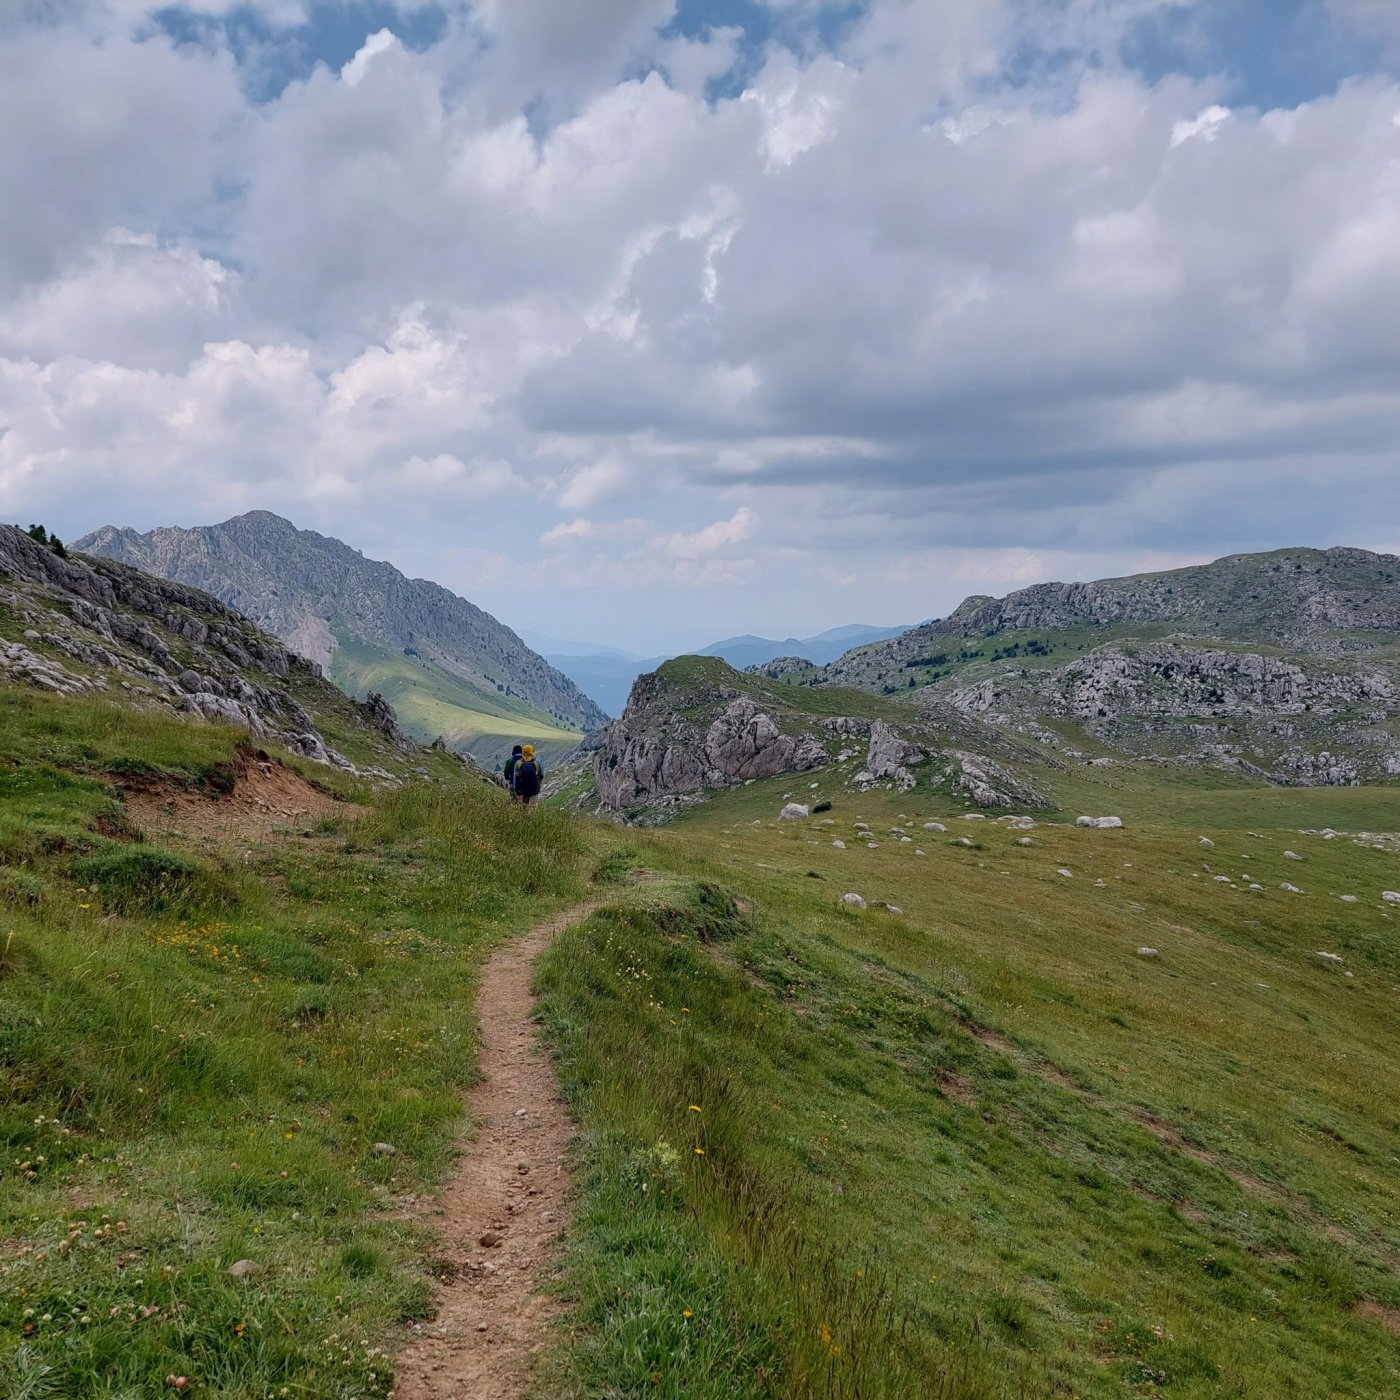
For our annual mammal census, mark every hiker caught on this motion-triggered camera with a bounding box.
[503,743,523,800]
[512,744,544,808]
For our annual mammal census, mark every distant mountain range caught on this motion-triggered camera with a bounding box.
[77,512,606,763]
[539,623,917,718]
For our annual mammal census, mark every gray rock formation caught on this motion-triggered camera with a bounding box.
[947,750,1045,808]
[0,523,408,771]
[595,685,830,813]
[866,720,923,790]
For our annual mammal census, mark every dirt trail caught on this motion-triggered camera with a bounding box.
[393,902,603,1400]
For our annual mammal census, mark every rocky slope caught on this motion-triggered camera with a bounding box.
[830,547,1400,685]
[77,513,607,743]
[576,656,1051,822]
[0,523,422,777]
[814,547,1400,788]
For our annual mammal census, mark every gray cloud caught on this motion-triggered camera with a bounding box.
[2,0,1398,650]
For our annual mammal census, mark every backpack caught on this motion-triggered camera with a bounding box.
[514,757,542,797]
[504,754,519,781]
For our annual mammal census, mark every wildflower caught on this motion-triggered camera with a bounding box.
[693,1148,705,1156]
[80,904,92,911]
[682,1309,693,1318]
[688,1105,702,1113]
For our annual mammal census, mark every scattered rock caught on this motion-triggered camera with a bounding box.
[1383,892,1400,904]
[479,1230,502,1248]
[923,821,947,832]
[779,803,810,821]
[1137,947,1159,959]
[371,1141,397,1157]
[1280,882,1302,893]
[1284,850,1303,861]
[1340,895,1359,903]
[227,1259,262,1280]
[1057,868,1073,878]
[1199,837,1215,848]
[882,904,904,916]
[832,840,846,849]
[841,892,868,910]
[1316,951,1344,963]
[953,837,974,847]
[1017,837,1034,846]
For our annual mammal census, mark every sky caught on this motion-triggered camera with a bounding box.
[2,0,1399,653]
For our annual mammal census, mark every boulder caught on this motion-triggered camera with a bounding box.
[779,803,810,821]
[866,721,923,790]
[841,893,867,910]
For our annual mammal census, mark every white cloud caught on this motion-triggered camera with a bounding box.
[399,453,525,495]
[557,461,628,510]
[341,29,400,87]
[3,0,1400,650]
[666,505,755,558]
[540,518,595,545]
[1170,104,1230,148]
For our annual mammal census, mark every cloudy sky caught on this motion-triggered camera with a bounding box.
[3,0,1399,652]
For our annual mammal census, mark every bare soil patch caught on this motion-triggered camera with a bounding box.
[393,902,603,1400]
[123,751,351,845]
[1355,1299,1400,1336]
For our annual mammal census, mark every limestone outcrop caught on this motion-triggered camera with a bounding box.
[0,524,412,772]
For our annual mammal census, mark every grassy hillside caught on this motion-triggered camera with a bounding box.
[536,759,1400,1396]
[0,685,586,1398]
[6,670,1400,1397]
[329,638,582,766]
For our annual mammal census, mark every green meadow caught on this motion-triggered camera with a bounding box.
[3,680,1399,1396]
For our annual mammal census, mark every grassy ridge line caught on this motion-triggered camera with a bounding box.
[535,770,1400,1397]
[329,638,581,765]
[0,686,587,1398]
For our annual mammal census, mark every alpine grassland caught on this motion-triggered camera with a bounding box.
[5,677,1400,1396]
[0,684,585,1398]
[536,760,1400,1397]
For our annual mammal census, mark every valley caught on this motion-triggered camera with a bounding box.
[2,528,1398,1397]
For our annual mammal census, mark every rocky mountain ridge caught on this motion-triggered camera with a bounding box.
[0,523,421,777]
[572,656,1052,823]
[77,513,607,743]
[802,546,1400,790]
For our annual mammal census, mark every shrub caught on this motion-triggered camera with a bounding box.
[71,847,238,917]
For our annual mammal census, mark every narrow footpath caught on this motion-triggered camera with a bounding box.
[393,903,602,1399]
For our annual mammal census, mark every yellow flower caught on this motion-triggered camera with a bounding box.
[693,1148,705,1156]
[682,1309,693,1319]
[688,1105,702,1113]
[79,904,92,911]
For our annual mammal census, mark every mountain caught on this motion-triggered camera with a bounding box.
[76,512,607,763]
[0,522,439,779]
[539,650,670,719]
[814,546,1400,788]
[542,623,917,717]
[698,623,915,670]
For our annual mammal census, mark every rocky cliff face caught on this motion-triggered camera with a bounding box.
[0,524,410,773]
[943,641,1400,786]
[587,657,1051,820]
[594,673,830,814]
[78,512,606,733]
[809,546,1400,789]
[828,546,1400,691]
